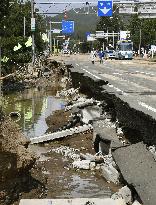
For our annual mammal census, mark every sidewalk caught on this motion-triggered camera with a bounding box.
[20,198,126,205]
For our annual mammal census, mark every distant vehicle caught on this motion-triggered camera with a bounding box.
[115,40,133,60]
[105,50,115,60]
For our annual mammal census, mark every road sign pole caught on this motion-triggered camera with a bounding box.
[107,29,108,44]
[103,42,105,51]
[24,16,26,38]
[54,38,56,54]
[31,0,35,65]
[139,28,142,57]
[0,37,1,103]
[113,31,114,47]
[50,22,52,54]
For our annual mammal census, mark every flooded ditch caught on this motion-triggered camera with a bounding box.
[2,83,120,204]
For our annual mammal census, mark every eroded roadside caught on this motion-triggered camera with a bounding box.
[1,55,156,205]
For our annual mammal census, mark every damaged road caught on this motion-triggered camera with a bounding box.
[58,54,156,205]
[2,54,156,205]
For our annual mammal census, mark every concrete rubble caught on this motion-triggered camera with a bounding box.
[65,98,95,111]
[111,186,132,204]
[50,146,80,161]
[93,119,124,154]
[101,163,119,184]
[56,87,79,98]
[80,105,102,124]
[72,160,92,170]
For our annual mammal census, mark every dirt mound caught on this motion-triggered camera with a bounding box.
[0,113,36,204]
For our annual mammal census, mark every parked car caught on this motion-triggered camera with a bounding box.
[105,50,115,60]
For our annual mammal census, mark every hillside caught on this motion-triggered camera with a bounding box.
[48,7,130,40]
[50,8,99,40]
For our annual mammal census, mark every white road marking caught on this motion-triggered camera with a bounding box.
[113,72,122,75]
[108,84,128,96]
[138,101,156,113]
[75,63,156,114]
[80,67,102,80]
[76,63,79,66]
[135,70,155,76]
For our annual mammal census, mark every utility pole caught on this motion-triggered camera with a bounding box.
[113,31,115,48]
[139,28,142,57]
[54,38,56,54]
[24,16,26,38]
[57,40,59,53]
[31,0,35,65]
[50,22,52,53]
[0,37,1,103]
[107,29,108,44]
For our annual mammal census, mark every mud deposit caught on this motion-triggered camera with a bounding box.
[30,132,113,199]
[0,58,122,205]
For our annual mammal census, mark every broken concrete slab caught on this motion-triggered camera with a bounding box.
[80,105,102,124]
[80,153,104,163]
[31,124,93,144]
[93,120,123,154]
[65,98,95,111]
[111,186,132,204]
[72,160,91,170]
[113,142,156,205]
[19,198,127,205]
[101,164,120,184]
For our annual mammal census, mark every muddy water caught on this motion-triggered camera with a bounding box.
[3,88,114,199]
[3,88,65,138]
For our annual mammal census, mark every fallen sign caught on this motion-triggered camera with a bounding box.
[31,124,93,144]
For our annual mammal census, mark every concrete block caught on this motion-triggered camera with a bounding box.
[81,105,101,124]
[113,142,156,205]
[72,160,91,170]
[111,186,132,204]
[93,120,123,153]
[31,124,93,144]
[101,164,119,184]
[90,162,96,170]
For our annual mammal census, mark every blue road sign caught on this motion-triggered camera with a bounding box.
[62,20,74,34]
[98,0,113,17]
[86,32,91,37]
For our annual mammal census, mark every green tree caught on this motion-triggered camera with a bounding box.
[128,14,156,50]
[96,6,124,48]
[1,0,46,74]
